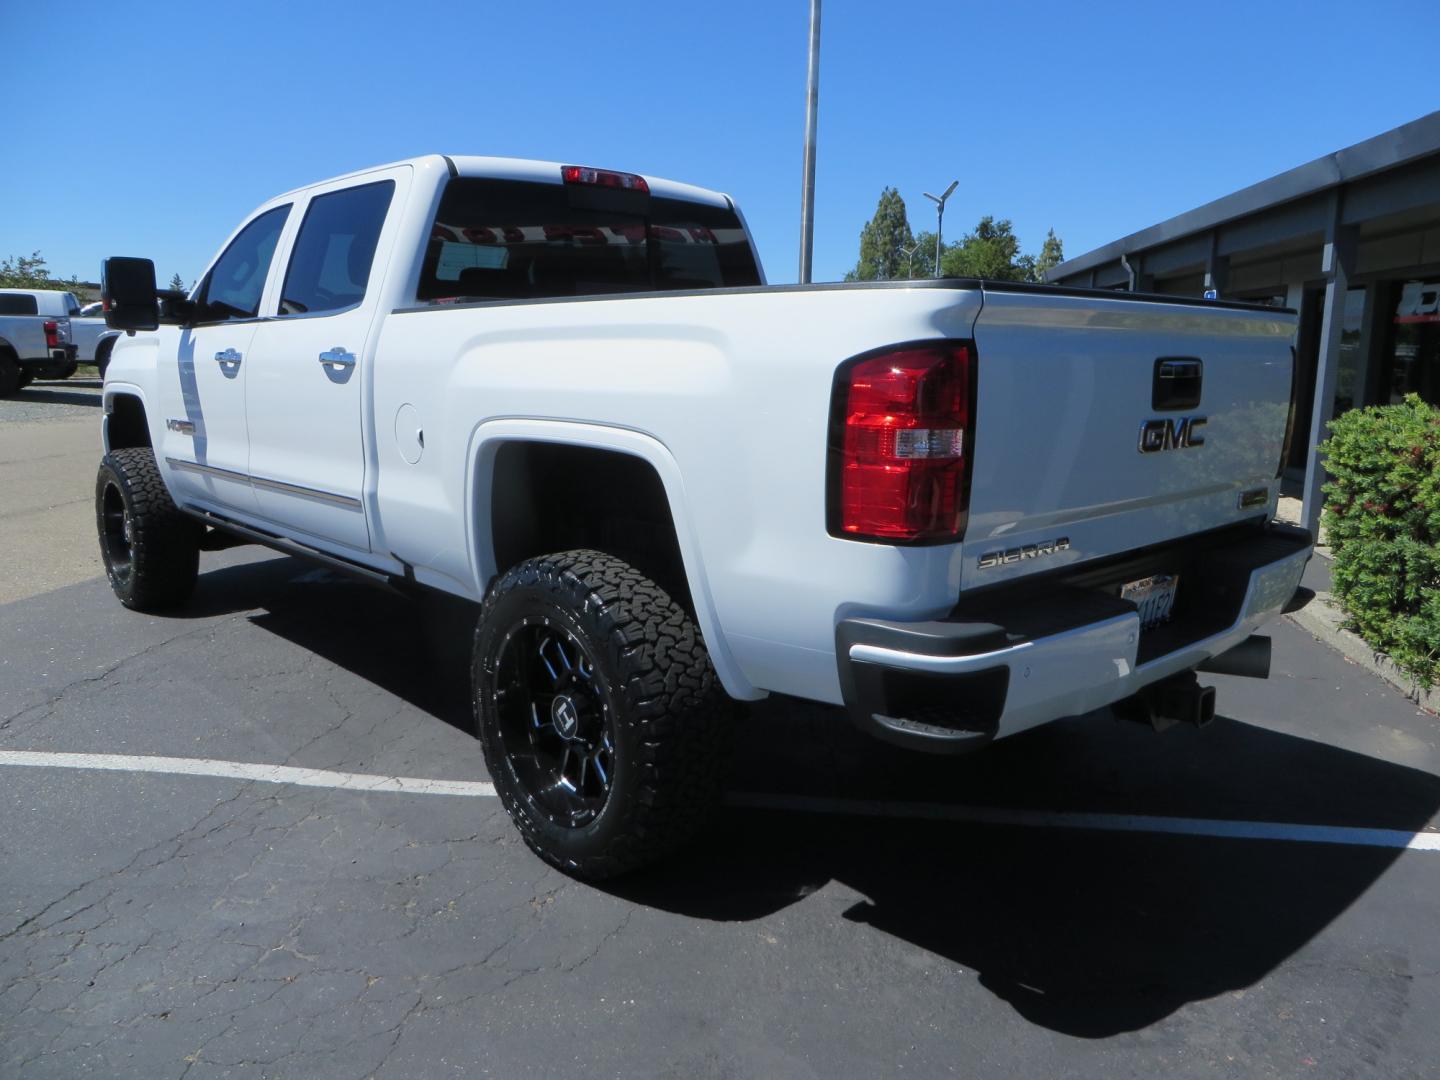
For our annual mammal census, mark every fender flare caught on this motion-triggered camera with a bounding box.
[465,417,763,702]
[101,382,154,454]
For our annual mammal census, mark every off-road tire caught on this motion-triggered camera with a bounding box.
[95,447,201,611]
[0,349,19,396]
[473,549,733,880]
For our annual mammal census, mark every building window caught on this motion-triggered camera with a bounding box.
[1387,280,1440,405]
[1334,288,1366,414]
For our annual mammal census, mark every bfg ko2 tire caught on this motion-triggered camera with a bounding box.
[95,447,201,611]
[473,550,733,880]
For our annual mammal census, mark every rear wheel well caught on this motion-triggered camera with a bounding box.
[106,394,151,451]
[488,442,694,616]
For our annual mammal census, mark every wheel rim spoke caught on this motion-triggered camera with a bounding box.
[100,482,132,581]
[492,617,615,828]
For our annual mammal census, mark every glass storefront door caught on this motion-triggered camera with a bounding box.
[1387,280,1440,404]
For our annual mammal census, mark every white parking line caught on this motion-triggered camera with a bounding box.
[3,750,1437,854]
[0,751,495,797]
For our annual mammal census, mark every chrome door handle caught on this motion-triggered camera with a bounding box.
[214,348,242,365]
[318,347,355,370]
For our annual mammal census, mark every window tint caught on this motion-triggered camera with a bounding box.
[416,178,761,303]
[280,181,394,316]
[0,294,39,315]
[195,205,290,322]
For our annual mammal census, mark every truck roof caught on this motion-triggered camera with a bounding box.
[272,154,732,209]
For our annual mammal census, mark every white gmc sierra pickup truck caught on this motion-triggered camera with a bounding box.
[95,155,1312,878]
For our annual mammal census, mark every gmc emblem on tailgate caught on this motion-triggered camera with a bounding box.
[1138,416,1207,454]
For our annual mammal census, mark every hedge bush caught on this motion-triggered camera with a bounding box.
[1320,393,1440,689]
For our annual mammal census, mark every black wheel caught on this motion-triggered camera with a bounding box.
[95,447,201,611]
[473,550,733,880]
[96,339,115,380]
[0,349,19,396]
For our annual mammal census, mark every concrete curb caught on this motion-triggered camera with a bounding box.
[1287,591,1439,714]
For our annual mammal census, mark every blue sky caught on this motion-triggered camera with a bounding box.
[4,1,1438,286]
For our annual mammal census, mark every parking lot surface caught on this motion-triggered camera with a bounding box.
[0,380,104,604]
[2,403,1439,1078]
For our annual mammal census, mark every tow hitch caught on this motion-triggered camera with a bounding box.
[1114,671,1217,732]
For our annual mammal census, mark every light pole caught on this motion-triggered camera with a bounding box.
[923,180,958,277]
[798,0,822,284]
[900,241,920,280]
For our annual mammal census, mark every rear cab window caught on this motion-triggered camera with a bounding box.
[416,176,760,303]
[0,294,40,316]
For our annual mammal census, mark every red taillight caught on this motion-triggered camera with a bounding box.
[43,320,59,348]
[560,164,650,193]
[831,342,974,542]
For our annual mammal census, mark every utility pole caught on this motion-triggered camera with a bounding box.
[798,0,821,284]
[923,180,958,276]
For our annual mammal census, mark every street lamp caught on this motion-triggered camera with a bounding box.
[900,241,920,280]
[923,180,958,277]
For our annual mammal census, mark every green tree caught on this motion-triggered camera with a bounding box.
[168,273,187,293]
[844,187,915,282]
[0,251,88,294]
[1031,228,1064,282]
[941,216,1026,280]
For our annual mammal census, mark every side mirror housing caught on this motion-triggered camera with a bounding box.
[101,257,159,332]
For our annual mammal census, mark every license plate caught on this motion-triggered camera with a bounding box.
[1121,573,1179,629]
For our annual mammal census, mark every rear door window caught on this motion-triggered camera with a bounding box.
[416,177,760,302]
[194,205,291,323]
[279,180,395,317]
[0,294,39,315]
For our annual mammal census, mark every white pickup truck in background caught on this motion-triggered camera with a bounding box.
[0,288,79,393]
[94,155,1312,878]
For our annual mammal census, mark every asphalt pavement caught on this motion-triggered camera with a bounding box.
[2,393,1438,1079]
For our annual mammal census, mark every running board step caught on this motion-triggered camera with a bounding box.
[181,508,399,589]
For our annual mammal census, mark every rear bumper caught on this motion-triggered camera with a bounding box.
[836,523,1313,753]
[22,346,78,379]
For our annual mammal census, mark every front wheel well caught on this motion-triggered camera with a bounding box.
[106,393,151,451]
[487,441,694,617]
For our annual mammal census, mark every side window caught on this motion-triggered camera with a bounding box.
[279,180,394,317]
[194,205,290,323]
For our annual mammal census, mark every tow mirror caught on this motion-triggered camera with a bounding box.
[101,257,159,332]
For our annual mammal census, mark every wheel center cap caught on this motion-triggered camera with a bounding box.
[550,694,581,739]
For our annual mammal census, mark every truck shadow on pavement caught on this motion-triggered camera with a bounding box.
[18,386,103,407]
[609,703,1440,1038]
[193,554,1440,1040]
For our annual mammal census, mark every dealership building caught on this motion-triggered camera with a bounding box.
[1047,111,1440,533]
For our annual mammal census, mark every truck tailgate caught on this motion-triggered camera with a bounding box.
[961,288,1296,592]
